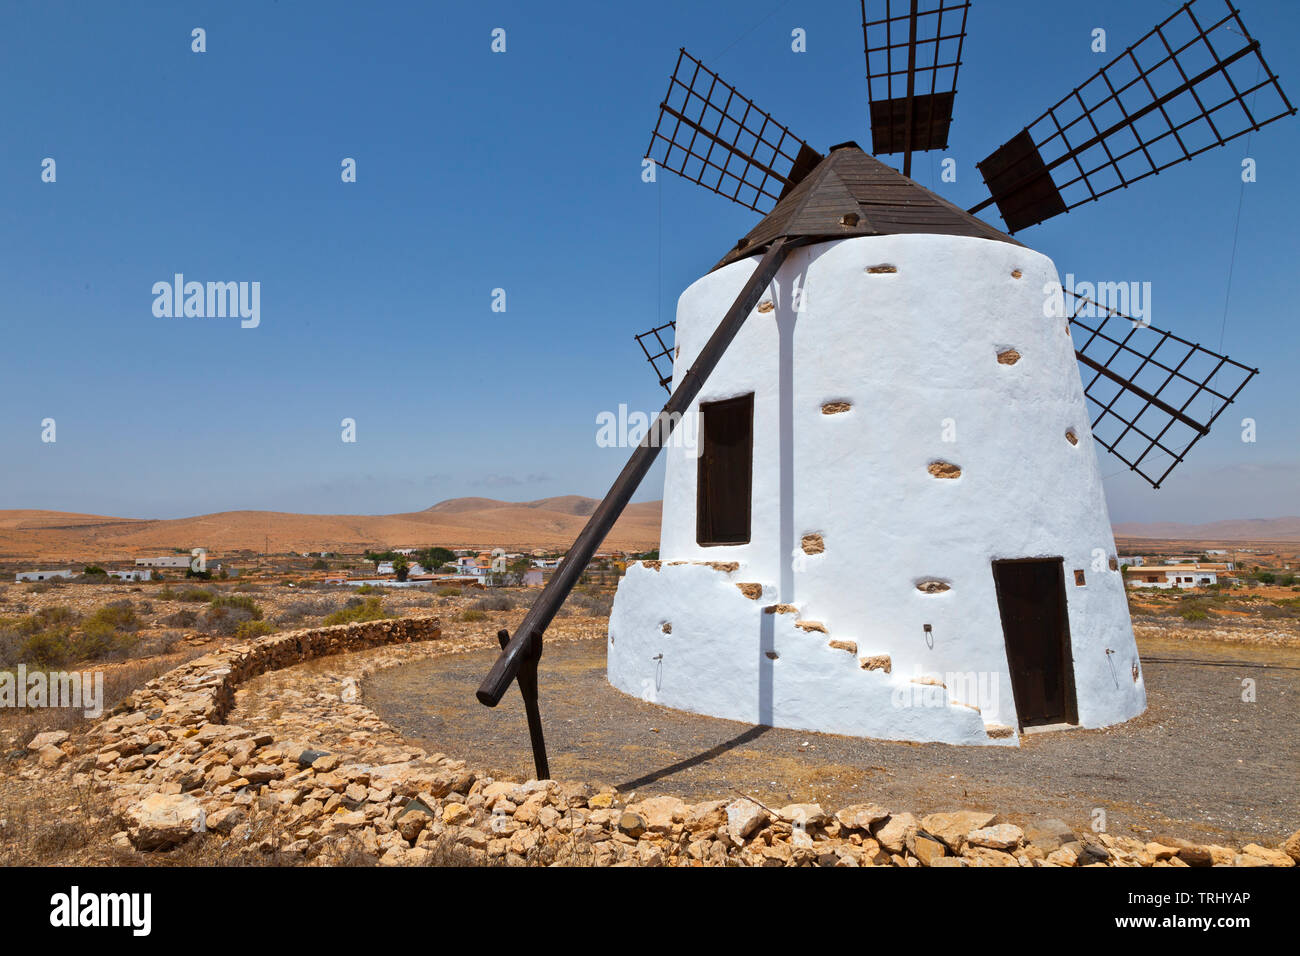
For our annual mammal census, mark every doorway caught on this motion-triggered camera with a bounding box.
[991,558,1078,729]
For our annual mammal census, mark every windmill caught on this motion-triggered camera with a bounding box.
[480,0,1293,774]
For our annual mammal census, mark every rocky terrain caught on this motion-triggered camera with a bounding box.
[3,611,1295,868]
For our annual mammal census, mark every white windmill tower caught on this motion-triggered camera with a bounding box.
[477,0,1288,774]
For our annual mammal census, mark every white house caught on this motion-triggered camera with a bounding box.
[15,569,76,582]
[608,145,1145,747]
[1125,565,1220,589]
[135,556,191,568]
[108,569,154,582]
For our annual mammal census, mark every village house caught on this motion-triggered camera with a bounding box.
[107,569,154,582]
[135,556,191,569]
[14,569,75,582]
[1124,564,1223,589]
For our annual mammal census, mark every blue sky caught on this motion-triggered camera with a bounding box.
[1,0,1296,525]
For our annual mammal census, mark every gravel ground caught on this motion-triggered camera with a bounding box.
[366,635,1299,846]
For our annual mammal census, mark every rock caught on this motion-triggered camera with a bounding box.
[629,796,685,833]
[35,744,67,768]
[443,803,471,826]
[618,812,647,838]
[396,810,432,842]
[1171,841,1218,867]
[1046,845,1079,867]
[874,813,918,854]
[965,846,1019,866]
[240,764,284,786]
[1279,830,1300,864]
[207,805,246,834]
[920,811,996,852]
[777,803,829,829]
[456,828,489,850]
[28,730,69,750]
[588,791,616,809]
[1023,818,1075,852]
[966,823,1024,851]
[725,799,770,843]
[312,753,341,773]
[1238,844,1295,867]
[684,800,728,834]
[1144,841,1179,861]
[912,835,947,866]
[126,793,204,850]
[297,749,329,768]
[835,803,890,831]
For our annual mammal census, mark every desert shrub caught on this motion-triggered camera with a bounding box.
[83,601,140,633]
[162,608,198,628]
[322,597,389,626]
[234,620,276,640]
[179,587,214,603]
[210,594,262,620]
[23,606,79,633]
[277,597,340,625]
[1260,603,1299,620]
[25,582,57,593]
[200,605,255,636]
[567,591,613,617]
[356,584,385,595]
[460,609,487,622]
[72,619,126,659]
[437,587,462,597]
[472,593,517,612]
[158,585,178,601]
[21,628,72,667]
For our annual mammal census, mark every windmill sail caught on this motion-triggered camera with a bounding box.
[860,0,971,176]
[635,321,676,393]
[646,49,822,214]
[1067,291,1256,489]
[971,0,1295,233]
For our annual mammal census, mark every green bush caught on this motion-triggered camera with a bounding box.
[460,609,487,623]
[73,619,125,659]
[22,606,79,634]
[234,620,275,640]
[437,587,462,597]
[179,588,214,602]
[322,597,390,626]
[83,601,140,633]
[22,628,72,667]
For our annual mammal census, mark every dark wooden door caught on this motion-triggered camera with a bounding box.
[991,558,1077,728]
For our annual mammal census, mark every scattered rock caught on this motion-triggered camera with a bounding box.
[126,793,204,850]
[920,811,996,852]
[726,799,770,843]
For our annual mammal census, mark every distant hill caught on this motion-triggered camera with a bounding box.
[1113,516,1300,541]
[0,497,663,561]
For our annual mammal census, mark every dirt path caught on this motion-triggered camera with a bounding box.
[365,635,1299,847]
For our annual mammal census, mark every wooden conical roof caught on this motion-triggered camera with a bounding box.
[714,142,1019,270]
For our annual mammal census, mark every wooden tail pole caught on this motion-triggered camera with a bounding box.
[475,237,792,779]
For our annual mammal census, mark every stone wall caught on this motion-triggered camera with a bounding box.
[20,616,1300,867]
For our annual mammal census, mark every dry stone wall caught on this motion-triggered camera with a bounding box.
[18,615,1300,867]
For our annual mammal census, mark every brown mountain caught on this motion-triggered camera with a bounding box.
[1112,516,1300,541]
[0,498,663,562]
